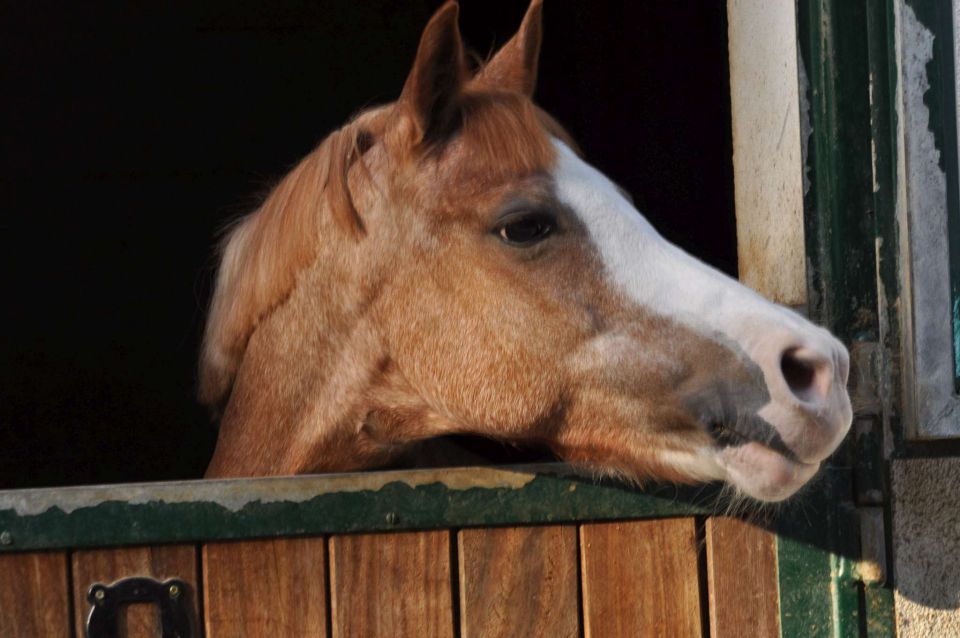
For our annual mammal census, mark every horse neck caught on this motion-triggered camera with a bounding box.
[204,236,388,478]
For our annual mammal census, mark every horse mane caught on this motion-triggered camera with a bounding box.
[198,88,576,412]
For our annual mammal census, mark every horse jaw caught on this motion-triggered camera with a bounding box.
[549,140,852,502]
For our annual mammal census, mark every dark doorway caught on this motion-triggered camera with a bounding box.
[0,1,734,488]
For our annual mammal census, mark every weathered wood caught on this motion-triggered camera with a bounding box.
[0,551,71,637]
[580,518,703,637]
[329,530,453,638]
[71,544,198,638]
[728,0,807,305]
[705,516,780,638]
[458,525,578,638]
[203,537,328,637]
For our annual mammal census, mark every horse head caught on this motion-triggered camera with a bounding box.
[200,1,852,502]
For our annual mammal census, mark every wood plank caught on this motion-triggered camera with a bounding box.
[458,526,578,638]
[329,530,453,638]
[0,551,71,637]
[203,537,328,637]
[581,518,703,637]
[72,544,198,638]
[705,516,779,638]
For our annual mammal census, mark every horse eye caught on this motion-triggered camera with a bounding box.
[496,215,555,246]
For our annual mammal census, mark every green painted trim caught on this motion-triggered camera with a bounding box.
[776,533,835,638]
[868,0,905,450]
[862,6,903,636]
[865,585,898,638]
[776,472,862,638]
[798,0,879,344]
[954,296,960,383]
[0,464,720,553]
[795,0,901,635]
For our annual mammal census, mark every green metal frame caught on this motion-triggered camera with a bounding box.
[797,0,901,636]
[798,0,879,346]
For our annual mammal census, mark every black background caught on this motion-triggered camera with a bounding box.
[0,1,734,488]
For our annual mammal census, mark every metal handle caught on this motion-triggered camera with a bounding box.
[86,577,193,638]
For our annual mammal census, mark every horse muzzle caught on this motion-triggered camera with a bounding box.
[709,328,853,501]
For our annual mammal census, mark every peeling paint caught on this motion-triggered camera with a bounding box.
[871,69,881,195]
[798,51,813,195]
[0,464,719,552]
[894,0,959,437]
[874,235,897,459]
[956,0,960,185]
[850,341,883,416]
[0,465,538,517]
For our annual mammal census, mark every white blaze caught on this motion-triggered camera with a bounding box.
[549,139,827,362]
[550,139,852,499]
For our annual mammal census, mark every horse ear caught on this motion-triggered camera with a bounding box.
[472,0,543,96]
[399,2,466,141]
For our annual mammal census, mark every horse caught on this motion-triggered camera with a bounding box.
[199,0,852,502]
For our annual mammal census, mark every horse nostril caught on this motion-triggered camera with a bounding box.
[780,347,829,404]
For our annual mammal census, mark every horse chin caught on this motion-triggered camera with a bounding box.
[715,441,820,502]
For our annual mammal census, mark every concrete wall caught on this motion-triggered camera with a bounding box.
[892,458,960,637]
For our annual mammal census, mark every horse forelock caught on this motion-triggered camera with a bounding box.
[199,90,573,411]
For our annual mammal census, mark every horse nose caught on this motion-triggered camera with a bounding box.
[779,346,836,405]
[758,333,851,463]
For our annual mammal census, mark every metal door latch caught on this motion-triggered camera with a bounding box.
[86,577,192,638]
